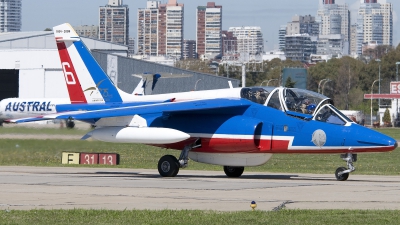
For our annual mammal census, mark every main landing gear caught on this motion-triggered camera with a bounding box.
[65,119,75,129]
[223,166,244,177]
[157,139,201,177]
[335,153,356,181]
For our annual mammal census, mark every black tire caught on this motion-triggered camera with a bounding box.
[335,167,349,181]
[223,166,244,177]
[158,155,180,177]
[66,120,75,129]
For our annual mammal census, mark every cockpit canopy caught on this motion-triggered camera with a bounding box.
[241,87,352,125]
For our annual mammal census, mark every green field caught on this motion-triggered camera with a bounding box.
[1,209,400,225]
[0,125,90,135]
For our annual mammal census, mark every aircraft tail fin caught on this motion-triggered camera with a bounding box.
[53,23,130,103]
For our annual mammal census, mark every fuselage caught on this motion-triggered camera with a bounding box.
[150,103,396,155]
[0,98,71,120]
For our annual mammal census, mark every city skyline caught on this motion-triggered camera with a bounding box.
[21,0,399,51]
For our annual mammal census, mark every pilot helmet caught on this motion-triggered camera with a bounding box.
[306,104,316,113]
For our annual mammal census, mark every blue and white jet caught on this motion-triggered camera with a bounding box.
[8,23,397,181]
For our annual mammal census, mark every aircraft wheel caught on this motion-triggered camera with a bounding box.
[158,155,180,177]
[223,166,244,177]
[335,167,349,181]
[66,120,75,129]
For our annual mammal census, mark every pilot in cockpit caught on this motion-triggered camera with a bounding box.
[300,98,311,114]
[253,89,267,105]
[306,104,316,114]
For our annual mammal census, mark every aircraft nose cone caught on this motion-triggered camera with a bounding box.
[354,124,397,151]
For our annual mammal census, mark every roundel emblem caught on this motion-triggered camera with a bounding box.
[312,129,326,147]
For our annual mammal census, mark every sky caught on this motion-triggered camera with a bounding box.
[21,0,399,51]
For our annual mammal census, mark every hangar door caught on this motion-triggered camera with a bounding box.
[0,69,19,101]
[18,68,68,98]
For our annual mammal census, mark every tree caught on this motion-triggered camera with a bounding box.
[383,108,391,126]
[284,76,296,88]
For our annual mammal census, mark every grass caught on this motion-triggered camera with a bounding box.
[0,125,90,136]
[1,209,400,225]
[374,127,400,140]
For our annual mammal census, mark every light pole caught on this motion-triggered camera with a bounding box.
[396,62,400,81]
[194,79,202,91]
[371,79,380,127]
[266,79,278,86]
[260,80,268,86]
[375,59,381,107]
[321,79,331,95]
[318,78,330,94]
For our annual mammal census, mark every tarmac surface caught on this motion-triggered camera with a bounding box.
[1,166,400,211]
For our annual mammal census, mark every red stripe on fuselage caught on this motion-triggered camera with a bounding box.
[153,138,395,154]
[56,42,87,104]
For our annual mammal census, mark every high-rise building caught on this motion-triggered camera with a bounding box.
[285,34,317,62]
[74,25,99,39]
[316,0,350,49]
[196,2,222,59]
[316,34,346,57]
[0,0,21,32]
[350,24,358,56]
[164,0,184,58]
[137,1,160,56]
[228,26,264,55]
[279,25,287,51]
[281,15,318,58]
[183,40,197,59]
[356,0,393,55]
[286,15,319,36]
[128,37,135,56]
[222,30,237,56]
[99,0,129,45]
[137,0,184,59]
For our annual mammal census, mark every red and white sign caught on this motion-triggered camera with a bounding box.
[99,153,119,165]
[390,82,400,94]
[80,153,99,164]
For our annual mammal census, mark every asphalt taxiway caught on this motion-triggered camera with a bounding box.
[1,166,400,211]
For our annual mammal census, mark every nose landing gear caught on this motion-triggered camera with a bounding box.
[335,153,356,181]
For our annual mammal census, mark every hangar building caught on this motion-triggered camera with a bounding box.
[0,31,239,101]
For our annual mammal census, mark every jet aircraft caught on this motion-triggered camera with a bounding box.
[7,23,398,181]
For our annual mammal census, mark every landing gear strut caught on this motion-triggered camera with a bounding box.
[335,153,356,181]
[157,139,201,177]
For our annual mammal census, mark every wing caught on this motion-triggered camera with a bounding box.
[7,98,251,124]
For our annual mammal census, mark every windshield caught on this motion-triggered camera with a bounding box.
[315,104,353,125]
[283,88,330,115]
